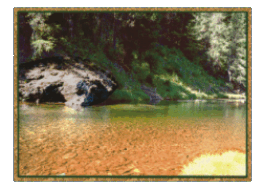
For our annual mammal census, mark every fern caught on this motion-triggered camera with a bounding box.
[32,39,54,58]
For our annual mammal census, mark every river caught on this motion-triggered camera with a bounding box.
[18,101,246,176]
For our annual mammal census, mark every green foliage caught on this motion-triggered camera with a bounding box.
[132,90,150,101]
[109,89,134,102]
[189,12,247,89]
[20,11,247,103]
[110,69,128,89]
[131,60,151,83]
[109,88,149,103]
[60,37,95,59]
[152,77,197,100]
[31,39,54,57]
[26,12,58,59]
[216,93,229,99]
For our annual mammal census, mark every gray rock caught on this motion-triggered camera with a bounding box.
[50,72,58,76]
[140,85,163,104]
[19,60,118,109]
[25,68,44,80]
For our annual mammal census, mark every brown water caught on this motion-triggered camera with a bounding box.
[18,101,246,176]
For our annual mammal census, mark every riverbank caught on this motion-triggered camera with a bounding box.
[18,54,246,108]
[18,94,246,108]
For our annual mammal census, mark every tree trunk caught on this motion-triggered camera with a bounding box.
[113,13,116,50]
[227,63,232,83]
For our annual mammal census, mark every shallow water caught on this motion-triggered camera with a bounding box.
[18,101,246,176]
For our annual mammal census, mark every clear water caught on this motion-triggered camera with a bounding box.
[19,101,246,148]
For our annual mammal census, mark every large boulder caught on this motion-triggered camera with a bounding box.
[19,57,118,109]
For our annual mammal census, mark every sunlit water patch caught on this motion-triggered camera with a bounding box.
[179,151,246,176]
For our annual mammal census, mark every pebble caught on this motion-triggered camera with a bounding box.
[51,167,67,175]
[68,164,80,171]
[62,152,77,159]
[19,121,245,176]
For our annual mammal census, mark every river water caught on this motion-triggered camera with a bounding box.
[18,101,246,176]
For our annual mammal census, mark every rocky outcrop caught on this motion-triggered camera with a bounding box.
[76,80,111,106]
[19,57,118,109]
[140,85,163,104]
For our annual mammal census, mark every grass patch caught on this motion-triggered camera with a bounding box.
[152,76,197,100]
[108,89,150,103]
[216,93,229,99]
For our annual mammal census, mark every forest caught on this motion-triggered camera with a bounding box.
[18,11,247,102]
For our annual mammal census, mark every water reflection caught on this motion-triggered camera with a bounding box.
[18,101,246,176]
[19,102,246,143]
[19,101,246,133]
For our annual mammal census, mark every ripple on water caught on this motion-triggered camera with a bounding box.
[18,103,246,176]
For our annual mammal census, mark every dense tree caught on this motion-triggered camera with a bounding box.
[225,13,247,89]
[189,12,247,89]
[18,11,247,92]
